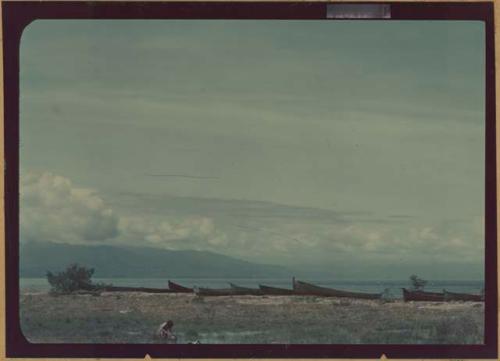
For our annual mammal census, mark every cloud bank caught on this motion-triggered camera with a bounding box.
[20,170,484,276]
[20,171,227,249]
[21,171,119,244]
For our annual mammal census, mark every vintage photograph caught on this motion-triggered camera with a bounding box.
[18,19,485,344]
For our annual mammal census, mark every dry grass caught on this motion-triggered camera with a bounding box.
[19,292,484,344]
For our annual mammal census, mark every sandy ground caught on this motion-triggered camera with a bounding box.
[20,291,484,344]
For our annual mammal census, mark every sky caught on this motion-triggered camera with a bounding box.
[19,20,485,280]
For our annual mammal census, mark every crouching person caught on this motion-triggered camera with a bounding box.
[156,320,177,343]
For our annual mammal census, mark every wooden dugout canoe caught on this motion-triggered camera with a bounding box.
[102,285,173,293]
[228,282,263,295]
[194,287,235,296]
[443,290,483,302]
[259,284,296,295]
[195,283,263,296]
[402,288,444,302]
[293,280,381,299]
[168,280,194,293]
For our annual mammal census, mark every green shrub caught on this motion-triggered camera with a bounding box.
[46,263,109,294]
[409,275,427,291]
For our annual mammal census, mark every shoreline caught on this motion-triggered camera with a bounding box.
[20,291,484,344]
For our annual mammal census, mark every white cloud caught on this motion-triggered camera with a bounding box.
[20,170,119,244]
[321,222,484,262]
[19,170,484,269]
[235,219,484,264]
[21,170,230,251]
[118,215,227,249]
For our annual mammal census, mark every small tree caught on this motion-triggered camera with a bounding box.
[46,263,97,294]
[409,274,427,291]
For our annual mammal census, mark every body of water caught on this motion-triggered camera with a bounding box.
[20,278,484,298]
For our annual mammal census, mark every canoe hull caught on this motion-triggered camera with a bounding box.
[444,290,483,302]
[195,287,235,296]
[259,285,295,295]
[195,284,263,296]
[402,288,444,302]
[168,280,194,293]
[293,280,381,299]
[229,283,263,295]
[103,286,173,293]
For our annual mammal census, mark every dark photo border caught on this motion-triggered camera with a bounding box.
[3,1,497,358]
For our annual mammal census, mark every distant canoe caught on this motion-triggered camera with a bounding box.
[102,286,173,293]
[443,290,483,302]
[259,284,295,295]
[194,287,235,296]
[194,284,262,296]
[228,283,263,295]
[168,280,194,293]
[402,288,444,302]
[293,280,381,299]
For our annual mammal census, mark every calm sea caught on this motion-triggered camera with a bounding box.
[20,278,484,298]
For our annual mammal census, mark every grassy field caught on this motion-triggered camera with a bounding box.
[20,291,484,344]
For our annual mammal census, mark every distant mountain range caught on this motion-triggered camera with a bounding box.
[20,242,291,278]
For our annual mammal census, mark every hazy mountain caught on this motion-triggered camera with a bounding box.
[20,242,291,278]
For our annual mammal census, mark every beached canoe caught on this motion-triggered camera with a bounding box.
[443,290,483,302]
[194,287,235,296]
[293,280,381,299]
[195,284,262,296]
[259,284,296,295]
[168,280,194,293]
[402,288,444,302]
[102,286,173,293]
[228,283,262,295]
